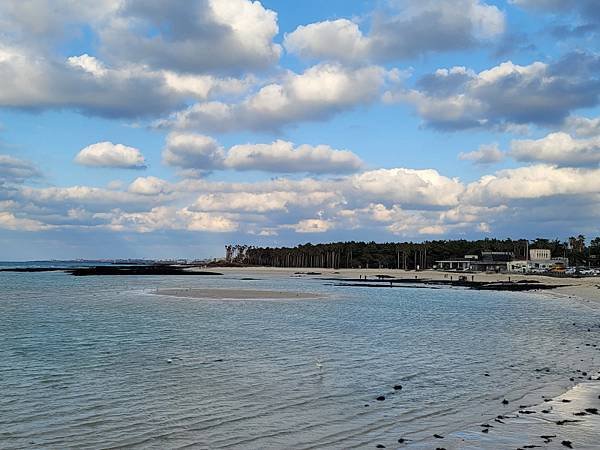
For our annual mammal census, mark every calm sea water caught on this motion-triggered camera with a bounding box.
[1,268,599,449]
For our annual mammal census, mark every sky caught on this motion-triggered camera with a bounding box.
[1,0,600,260]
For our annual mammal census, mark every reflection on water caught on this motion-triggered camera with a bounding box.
[1,270,599,449]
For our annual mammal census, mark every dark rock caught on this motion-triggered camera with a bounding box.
[494,418,505,424]
[585,408,598,414]
[561,399,572,403]
[376,445,386,448]
[433,434,444,439]
[542,409,551,414]
[376,396,385,401]
[561,441,573,448]
[482,428,489,433]
[397,438,405,443]
[523,446,541,449]
[556,419,581,425]
[573,412,588,416]
[519,410,536,414]
[480,424,493,428]
[393,384,403,391]
[502,399,509,405]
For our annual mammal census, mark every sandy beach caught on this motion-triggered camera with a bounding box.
[197,266,600,304]
[155,287,324,300]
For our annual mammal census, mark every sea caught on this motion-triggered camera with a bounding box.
[1,263,599,449]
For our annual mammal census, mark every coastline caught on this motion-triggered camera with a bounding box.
[204,266,600,303]
[178,266,600,448]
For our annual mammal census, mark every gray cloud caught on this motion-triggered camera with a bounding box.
[157,64,392,132]
[385,52,600,130]
[99,0,281,74]
[0,154,41,184]
[284,0,505,63]
[162,133,364,174]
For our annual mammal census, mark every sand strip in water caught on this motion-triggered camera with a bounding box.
[155,288,323,300]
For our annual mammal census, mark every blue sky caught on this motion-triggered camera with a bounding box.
[1,0,600,260]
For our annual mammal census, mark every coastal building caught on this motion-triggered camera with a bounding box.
[507,249,568,273]
[435,252,513,273]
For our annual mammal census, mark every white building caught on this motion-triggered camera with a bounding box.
[529,249,551,260]
[507,249,568,273]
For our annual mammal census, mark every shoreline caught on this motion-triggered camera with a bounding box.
[154,287,324,300]
[206,266,600,304]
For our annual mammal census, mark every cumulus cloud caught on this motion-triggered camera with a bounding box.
[288,219,334,233]
[98,0,281,74]
[510,132,600,167]
[157,64,392,132]
[75,142,146,169]
[128,177,172,196]
[104,206,238,233]
[563,116,600,137]
[351,168,464,207]
[384,52,600,130]
[459,143,505,165]
[0,211,49,231]
[464,164,600,205]
[0,47,254,118]
[284,0,505,63]
[0,0,276,118]
[0,155,40,183]
[162,132,364,174]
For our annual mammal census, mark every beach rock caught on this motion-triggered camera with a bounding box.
[573,411,588,416]
[561,440,573,448]
[376,445,386,448]
[481,428,489,433]
[502,399,509,405]
[556,419,581,425]
[376,395,385,401]
[393,384,403,391]
[519,410,536,414]
[585,408,599,414]
[542,409,551,414]
[433,434,444,439]
[561,399,572,403]
[397,438,405,443]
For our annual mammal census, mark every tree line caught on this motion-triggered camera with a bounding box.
[224,236,600,269]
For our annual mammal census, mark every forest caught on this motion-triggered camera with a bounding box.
[224,236,600,269]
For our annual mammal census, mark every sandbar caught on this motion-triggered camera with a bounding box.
[155,287,323,300]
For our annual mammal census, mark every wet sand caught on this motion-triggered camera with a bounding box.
[155,287,323,300]
[203,267,600,304]
[424,377,600,449]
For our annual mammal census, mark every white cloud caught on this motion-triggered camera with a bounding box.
[128,177,172,196]
[289,219,334,233]
[158,64,391,132]
[563,116,600,138]
[284,0,504,63]
[162,133,364,174]
[98,0,281,74]
[0,211,49,231]
[224,140,363,173]
[162,133,225,173]
[510,132,600,167]
[385,53,600,130]
[465,164,600,205]
[75,142,146,169]
[351,168,464,207]
[459,143,505,165]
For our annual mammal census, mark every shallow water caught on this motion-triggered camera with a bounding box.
[1,269,599,449]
